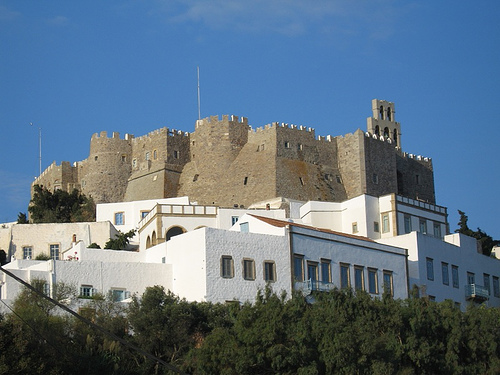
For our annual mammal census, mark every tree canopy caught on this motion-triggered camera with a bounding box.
[27,184,95,223]
[455,210,499,256]
[104,229,136,250]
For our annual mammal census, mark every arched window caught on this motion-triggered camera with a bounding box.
[374,125,380,136]
[146,236,151,249]
[379,106,384,119]
[393,129,398,146]
[383,127,390,138]
[386,107,391,121]
[152,231,157,246]
[166,226,185,241]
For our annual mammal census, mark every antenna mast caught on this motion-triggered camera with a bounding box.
[197,66,201,120]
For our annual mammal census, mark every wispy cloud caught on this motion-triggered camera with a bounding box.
[153,0,407,39]
[45,15,69,27]
[0,4,20,21]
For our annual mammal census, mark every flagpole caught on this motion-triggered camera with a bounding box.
[30,122,42,175]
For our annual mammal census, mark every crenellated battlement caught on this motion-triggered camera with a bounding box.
[132,127,189,142]
[91,131,134,140]
[195,114,248,129]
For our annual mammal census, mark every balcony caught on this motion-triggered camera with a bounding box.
[295,279,336,295]
[465,284,489,301]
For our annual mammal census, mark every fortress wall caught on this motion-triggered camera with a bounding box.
[396,152,435,203]
[336,130,365,199]
[363,134,398,198]
[79,131,132,203]
[31,161,79,194]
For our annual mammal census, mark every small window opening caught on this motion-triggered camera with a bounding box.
[193,174,199,182]
[244,176,248,185]
[383,127,389,138]
[299,177,304,186]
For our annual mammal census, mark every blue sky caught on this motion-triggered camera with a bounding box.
[0,1,499,239]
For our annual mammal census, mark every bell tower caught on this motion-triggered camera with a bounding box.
[367,99,401,148]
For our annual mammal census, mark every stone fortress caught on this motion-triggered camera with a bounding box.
[32,99,435,208]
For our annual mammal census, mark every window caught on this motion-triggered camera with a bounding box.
[299,177,305,186]
[132,158,137,168]
[426,258,434,281]
[321,259,331,283]
[50,244,59,260]
[467,272,475,285]
[121,155,126,162]
[231,216,239,226]
[340,263,350,289]
[419,219,427,234]
[243,259,255,280]
[111,289,129,302]
[368,268,378,294]
[374,222,379,232]
[193,174,199,182]
[297,143,303,151]
[80,285,95,298]
[264,261,276,282]
[442,262,449,285]
[239,222,249,233]
[243,176,248,185]
[141,210,149,219]
[484,274,490,294]
[382,213,390,233]
[94,156,98,161]
[145,151,151,161]
[336,175,342,183]
[153,150,157,160]
[23,246,32,259]
[114,212,124,225]
[433,223,442,238]
[404,215,412,234]
[352,222,358,233]
[284,141,291,148]
[452,265,459,288]
[415,174,420,185]
[308,262,318,286]
[493,276,500,297]
[221,256,234,278]
[354,266,364,291]
[294,255,304,282]
[383,271,393,296]
[174,150,180,159]
[372,173,379,184]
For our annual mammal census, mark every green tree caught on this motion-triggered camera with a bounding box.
[16,212,28,224]
[28,184,95,223]
[104,229,136,250]
[455,210,499,256]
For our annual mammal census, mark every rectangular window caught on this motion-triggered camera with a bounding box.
[294,255,304,282]
[243,176,248,185]
[307,262,318,283]
[284,141,291,148]
[373,222,379,233]
[111,289,129,302]
[141,210,149,219]
[23,246,32,259]
[382,213,390,233]
[493,276,500,297]
[352,222,358,233]
[419,219,427,234]
[153,150,157,160]
[321,260,331,283]
[368,268,378,294]
[145,151,151,161]
[383,271,393,296]
[336,175,342,183]
[467,272,475,285]
[243,259,255,280]
[404,215,412,234]
[173,150,180,159]
[442,262,449,285]
[264,261,276,282]
[114,212,124,225]
[221,256,234,278]
[354,266,364,291]
[340,263,350,289]
[452,265,459,288]
[426,258,434,281]
[299,177,305,186]
[484,273,490,294]
[372,173,379,184]
[231,216,239,226]
[80,285,94,298]
[433,223,442,238]
[50,244,59,260]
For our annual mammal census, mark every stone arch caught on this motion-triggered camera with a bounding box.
[379,105,384,119]
[146,236,151,249]
[386,107,392,121]
[383,127,390,138]
[393,129,398,146]
[374,125,380,136]
[194,225,207,230]
[152,231,157,246]
[166,226,186,241]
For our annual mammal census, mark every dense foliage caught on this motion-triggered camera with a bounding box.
[456,210,499,256]
[1,283,500,374]
[104,229,137,250]
[27,184,95,223]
